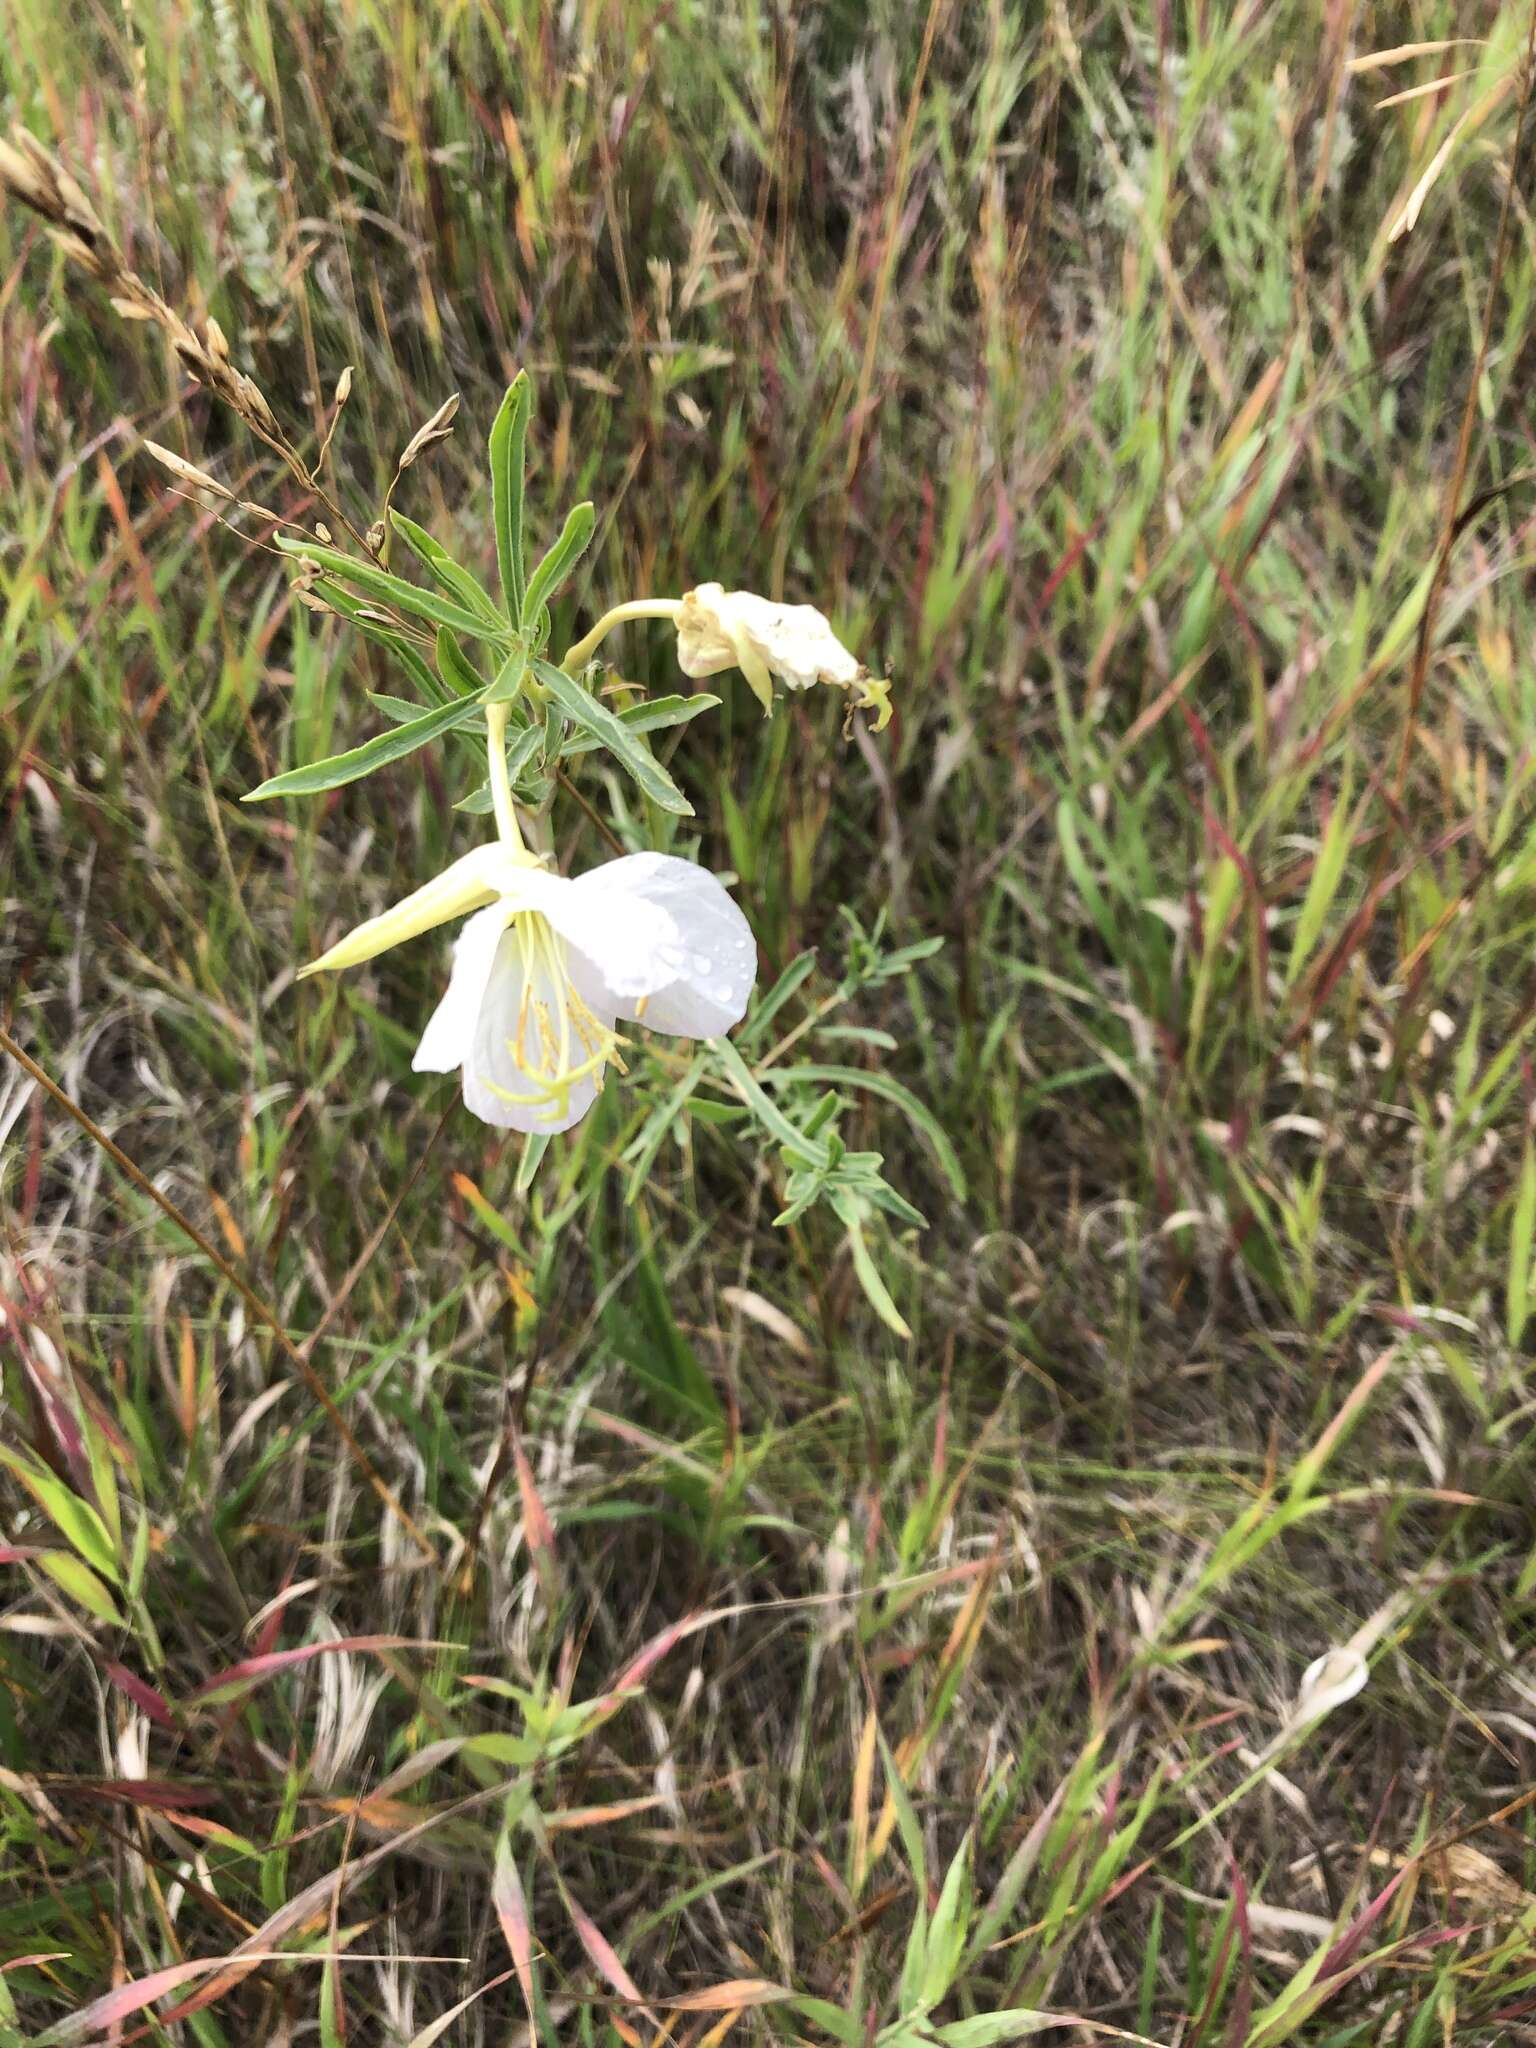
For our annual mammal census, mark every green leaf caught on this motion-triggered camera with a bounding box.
[483,641,531,706]
[877,1721,927,1894]
[523,502,596,633]
[839,1209,912,1339]
[244,694,484,800]
[789,1998,861,2046]
[712,1037,831,1166]
[435,627,484,697]
[1286,766,1357,986]
[0,1447,119,1584]
[1056,801,1120,957]
[932,2015,1055,2046]
[34,1550,123,1625]
[560,692,722,755]
[464,1731,542,1766]
[489,373,532,620]
[738,951,817,1048]
[534,660,693,816]
[623,1052,709,1197]
[454,719,549,814]
[278,535,510,643]
[319,1952,345,2048]
[319,583,449,703]
[389,512,504,627]
[368,692,433,725]
[759,1063,966,1201]
[516,1133,550,1192]
[504,720,546,784]
[600,1248,723,1428]
[921,1832,972,2008]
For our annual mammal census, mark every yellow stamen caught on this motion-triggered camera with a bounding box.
[480,911,625,1120]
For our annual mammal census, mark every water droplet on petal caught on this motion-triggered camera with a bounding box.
[691,953,713,975]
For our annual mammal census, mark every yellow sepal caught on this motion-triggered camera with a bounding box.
[299,845,511,977]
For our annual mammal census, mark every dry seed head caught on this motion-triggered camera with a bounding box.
[1,129,108,267]
[55,231,110,279]
[334,366,353,408]
[235,372,280,436]
[0,135,56,214]
[51,162,104,243]
[395,392,460,472]
[142,440,236,501]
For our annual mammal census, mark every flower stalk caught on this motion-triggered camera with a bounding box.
[484,700,524,851]
[559,598,683,675]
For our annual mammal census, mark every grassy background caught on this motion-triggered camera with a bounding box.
[5,1,1536,2040]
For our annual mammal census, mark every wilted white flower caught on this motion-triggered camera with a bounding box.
[1292,1646,1370,1727]
[674,583,891,727]
[301,846,756,1132]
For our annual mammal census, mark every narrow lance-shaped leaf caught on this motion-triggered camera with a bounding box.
[277,535,510,643]
[560,692,721,755]
[314,581,448,704]
[738,951,818,1048]
[244,694,485,801]
[523,501,596,636]
[189,1633,422,1706]
[921,1832,974,2008]
[712,1037,831,1167]
[837,1205,913,1341]
[435,627,484,697]
[483,640,530,706]
[493,1832,537,2018]
[455,722,545,811]
[34,1550,123,1624]
[0,1445,119,1584]
[759,1063,965,1201]
[533,660,693,816]
[389,511,504,627]
[489,372,532,620]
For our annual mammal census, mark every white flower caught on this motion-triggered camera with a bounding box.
[301,846,756,1133]
[1293,1646,1369,1725]
[674,583,891,728]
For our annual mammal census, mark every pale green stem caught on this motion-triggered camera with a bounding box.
[559,597,682,675]
[484,701,524,851]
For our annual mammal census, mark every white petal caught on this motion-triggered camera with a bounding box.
[460,929,615,1135]
[512,860,688,1001]
[673,582,740,679]
[412,904,514,1074]
[677,586,863,693]
[1294,1648,1369,1724]
[734,592,862,691]
[565,852,756,1039]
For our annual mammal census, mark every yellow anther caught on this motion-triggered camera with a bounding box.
[480,911,625,1119]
